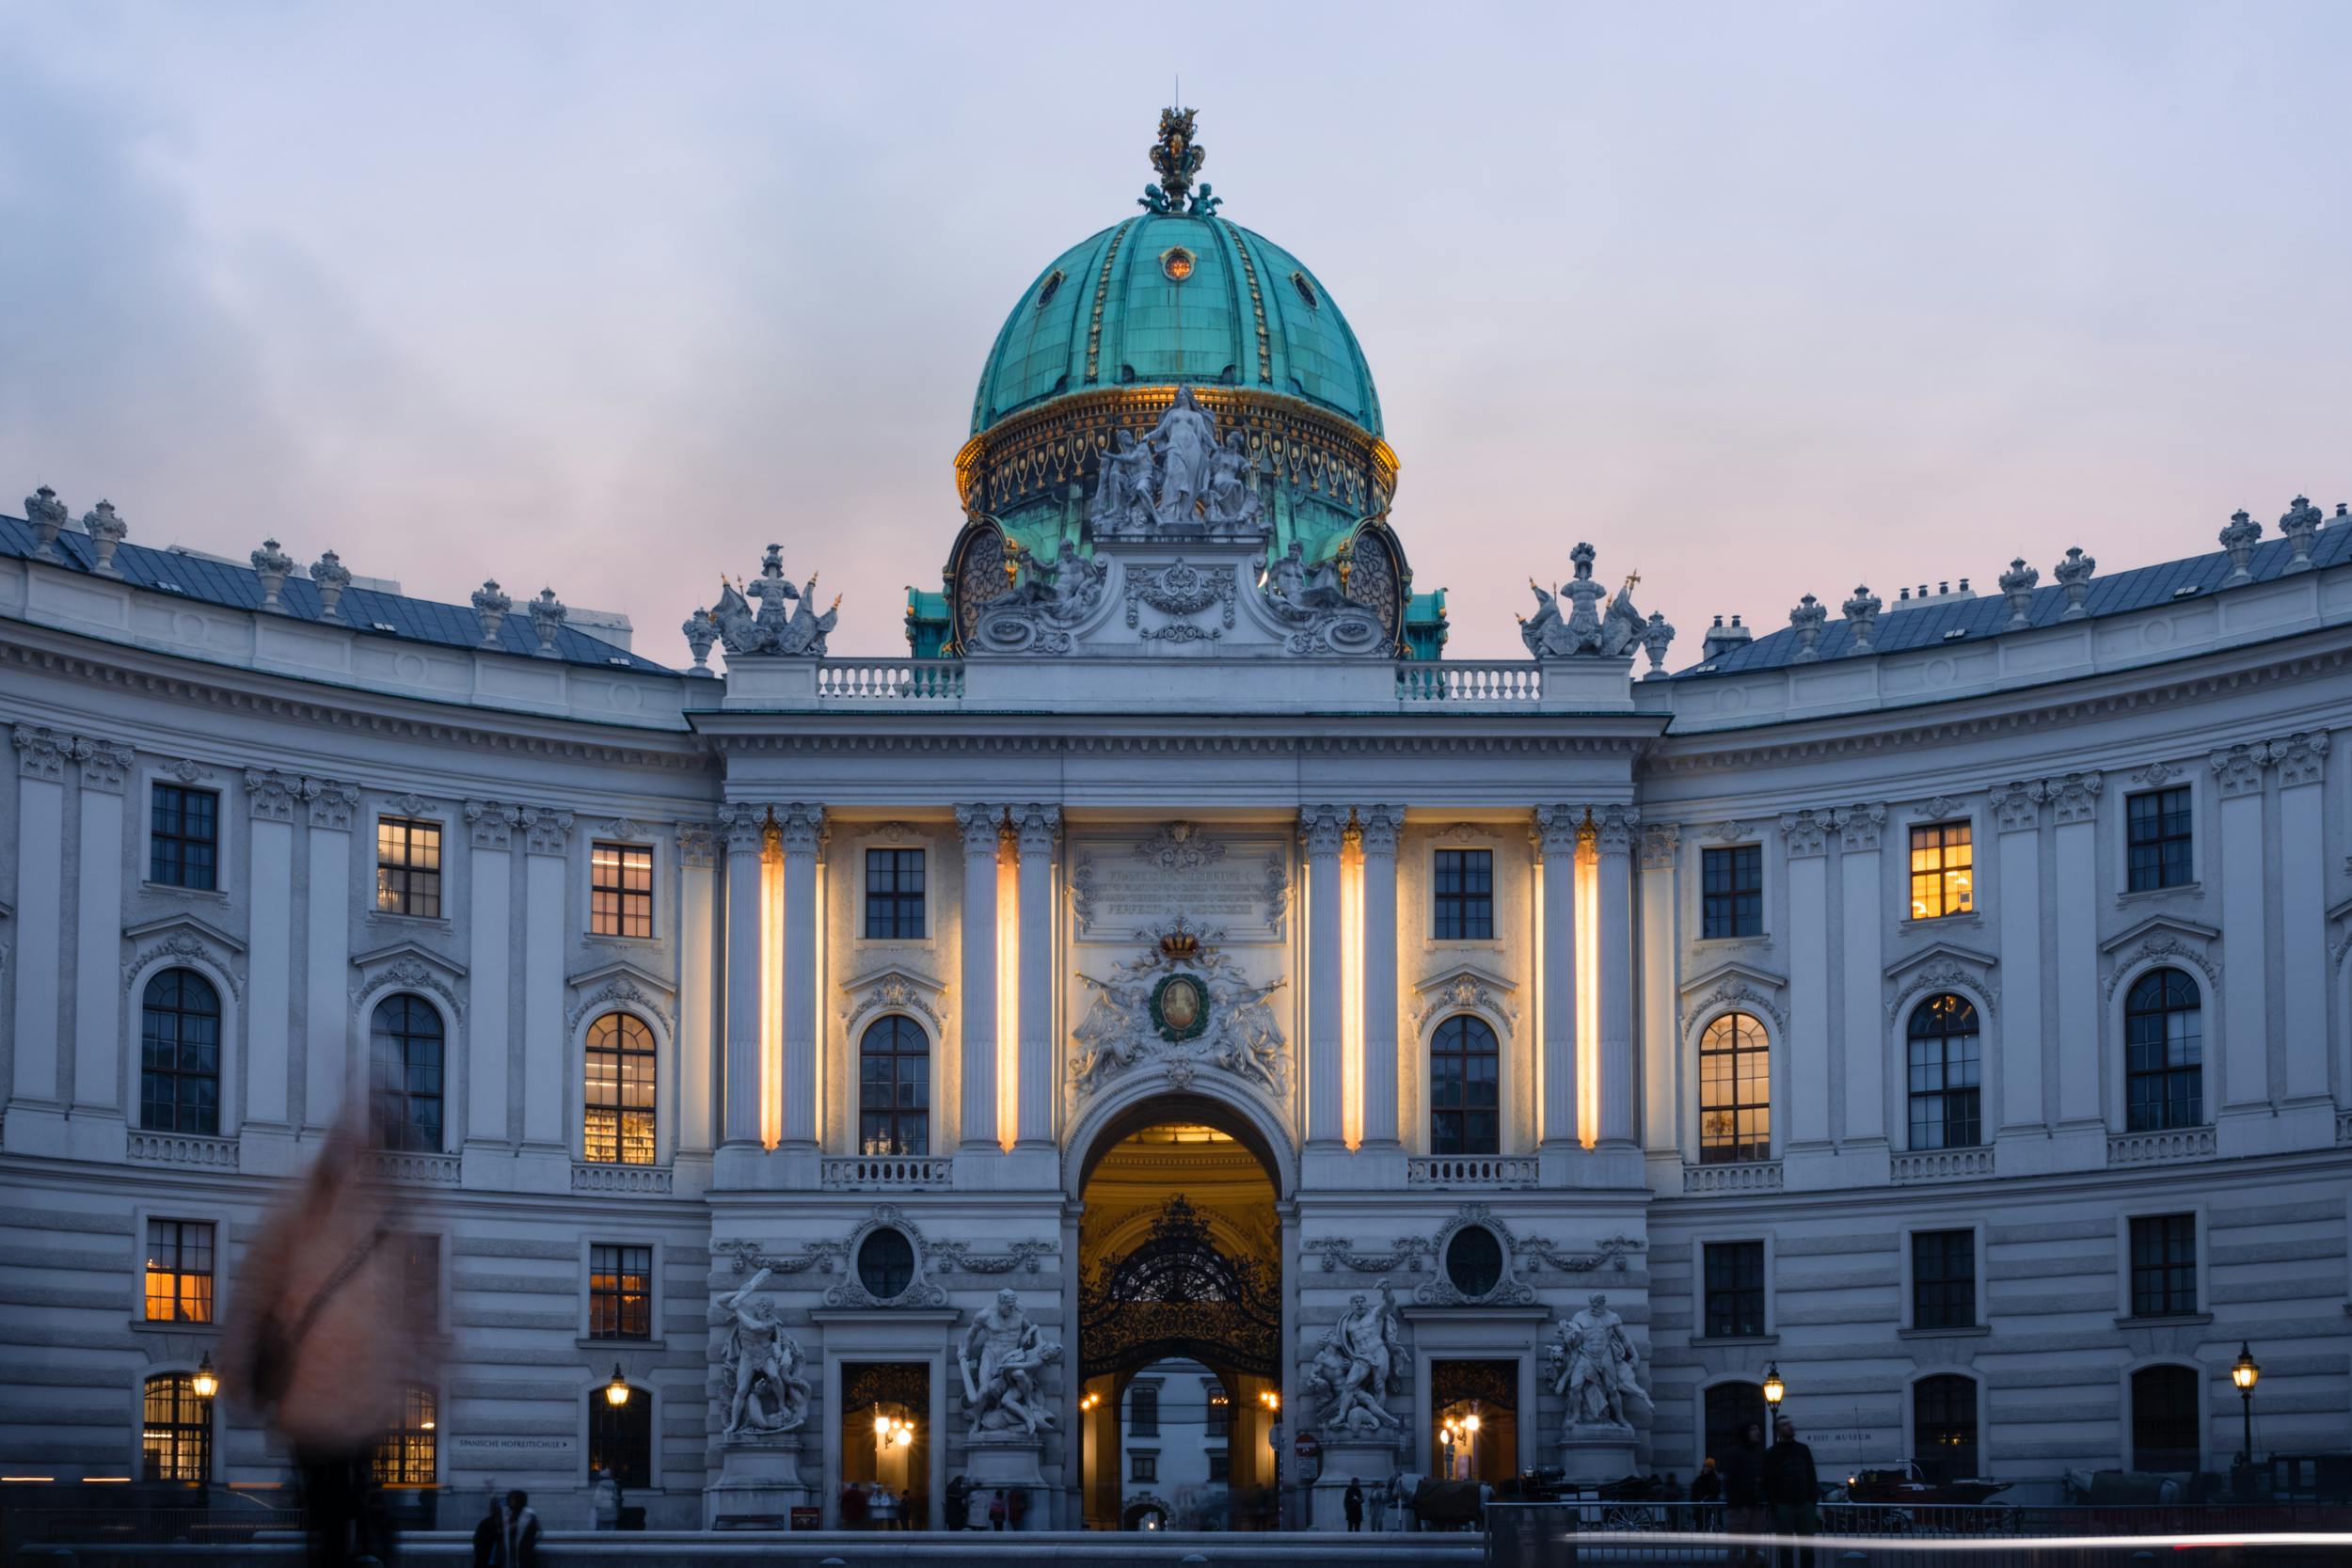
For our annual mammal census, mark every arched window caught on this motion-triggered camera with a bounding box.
[140,1372,212,1481]
[1914,1373,1979,1484]
[1698,1012,1770,1164]
[590,1386,652,1490]
[2125,970,2202,1132]
[584,1013,657,1164]
[140,969,221,1135]
[858,1016,930,1156]
[1428,1014,1501,1156]
[373,1384,437,1487]
[371,995,444,1152]
[1703,1382,1766,1470]
[1906,994,1982,1149]
[2130,1365,2200,1473]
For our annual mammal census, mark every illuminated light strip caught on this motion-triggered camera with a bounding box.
[760,828,783,1150]
[1083,221,1135,383]
[84,1477,132,1482]
[995,847,1019,1151]
[1553,1531,2352,1554]
[1575,827,1599,1148]
[4,1476,56,1482]
[1340,834,1363,1151]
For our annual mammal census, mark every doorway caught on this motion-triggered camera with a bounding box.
[838,1362,929,1528]
[1430,1359,1518,1483]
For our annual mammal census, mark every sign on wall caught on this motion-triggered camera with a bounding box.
[1069,824,1292,944]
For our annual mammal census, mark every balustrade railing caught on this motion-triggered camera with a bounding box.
[816,659,964,702]
[1889,1146,1994,1183]
[128,1131,239,1169]
[2107,1125,2217,1166]
[572,1162,674,1194]
[821,1154,954,1190]
[1681,1159,1783,1194]
[1396,661,1545,703]
[370,1149,462,1185]
[1406,1154,1540,1188]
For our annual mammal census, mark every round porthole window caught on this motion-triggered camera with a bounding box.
[856,1227,916,1303]
[1160,246,1196,282]
[1444,1225,1504,1300]
[1035,268,1065,309]
[1291,270,1318,309]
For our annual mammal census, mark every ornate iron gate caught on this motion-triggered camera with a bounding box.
[1078,1196,1279,1380]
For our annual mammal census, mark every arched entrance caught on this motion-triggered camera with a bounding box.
[1073,1101,1283,1530]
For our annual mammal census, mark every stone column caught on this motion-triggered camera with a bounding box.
[71,737,132,1118]
[246,769,303,1128]
[302,783,358,1132]
[1637,823,1680,1157]
[462,800,516,1146]
[2210,748,2269,1110]
[675,821,720,1157]
[2274,735,2329,1106]
[719,803,769,1148]
[1534,806,1583,1150]
[1300,804,1349,1148]
[8,727,68,1124]
[520,805,574,1150]
[1836,803,1886,1145]
[957,804,1004,1153]
[1592,805,1638,1150]
[777,804,825,1148]
[1356,804,1403,1149]
[1013,804,1061,1150]
[1782,810,1832,1151]
[2046,773,2103,1127]
[1989,784,2045,1134]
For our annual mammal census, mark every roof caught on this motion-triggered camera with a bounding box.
[970,213,1382,437]
[0,512,675,674]
[1674,521,2352,677]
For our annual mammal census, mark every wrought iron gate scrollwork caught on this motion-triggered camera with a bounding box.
[1078,1196,1279,1380]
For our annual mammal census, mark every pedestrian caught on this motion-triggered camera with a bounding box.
[1762,1417,1820,1568]
[988,1488,1008,1530]
[501,1490,541,1568]
[1719,1422,1768,1568]
[1692,1455,1724,1505]
[1008,1487,1027,1529]
[1343,1477,1365,1532]
[590,1465,621,1530]
[470,1495,504,1567]
[946,1475,970,1531]
[841,1481,869,1528]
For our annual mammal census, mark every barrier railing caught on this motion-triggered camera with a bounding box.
[821,1155,954,1190]
[1396,661,1544,703]
[1406,1154,1540,1188]
[816,659,964,702]
[2106,1126,2217,1166]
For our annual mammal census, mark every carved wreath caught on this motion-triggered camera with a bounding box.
[1125,559,1235,630]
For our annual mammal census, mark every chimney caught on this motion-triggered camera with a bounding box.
[1701,613,1753,663]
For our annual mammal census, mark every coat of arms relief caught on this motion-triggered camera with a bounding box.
[1068,915,1288,1100]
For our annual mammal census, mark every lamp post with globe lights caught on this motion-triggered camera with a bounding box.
[2231,1344,2261,1472]
[1761,1363,1785,1448]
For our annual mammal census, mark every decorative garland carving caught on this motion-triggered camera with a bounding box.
[349,950,465,1022]
[124,931,243,1001]
[2102,934,2221,1005]
[564,974,677,1035]
[1683,975,1788,1037]
[1885,955,2000,1023]
[1411,968,1520,1036]
[724,1237,848,1277]
[842,970,947,1036]
[930,1238,1057,1275]
[1308,1209,1644,1300]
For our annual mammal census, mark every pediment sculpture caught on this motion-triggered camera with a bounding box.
[967,536,1110,655]
[694,544,838,657]
[1089,387,1266,537]
[1069,916,1288,1098]
[1521,541,1646,659]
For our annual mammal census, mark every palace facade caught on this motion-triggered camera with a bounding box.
[4,114,2350,1529]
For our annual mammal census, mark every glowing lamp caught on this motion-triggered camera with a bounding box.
[874,1410,893,1438]
[2231,1344,2260,1392]
[190,1353,218,1402]
[604,1365,630,1407]
[1463,1412,1481,1434]
[1761,1365,1785,1408]
[893,1420,914,1449]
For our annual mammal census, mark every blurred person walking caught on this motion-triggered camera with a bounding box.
[1763,1417,1820,1568]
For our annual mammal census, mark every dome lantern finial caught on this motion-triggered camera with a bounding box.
[1142,106,1218,216]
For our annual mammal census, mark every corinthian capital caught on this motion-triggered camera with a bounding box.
[774,802,826,854]
[1592,803,1640,853]
[1298,804,1349,857]
[72,736,134,793]
[1354,804,1403,855]
[2271,731,2328,787]
[718,802,770,854]
[1013,802,1062,853]
[955,803,1006,855]
[1532,804,1586,856]
[12,724,68,782]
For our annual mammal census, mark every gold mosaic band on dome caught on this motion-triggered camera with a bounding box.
[1216,219,1275,386]
[1084,220,1136,384]
[956,385,1400,524]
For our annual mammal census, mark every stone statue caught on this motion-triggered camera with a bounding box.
[1089,431,1158,536]
[1203,431,1262,528]
[699,545,836,657]
[970,537,1108,655]
[1549,1293,1650,1432]
[716,1267,811,1436]
[1266,541,1348,616]
[1147,386,1218,529]
[1259,539,1383,655]
[1521,545,1649,660]
[1310,1284,1405,1434]
[1518,578,1561,657]
[959,1288,1064,1438]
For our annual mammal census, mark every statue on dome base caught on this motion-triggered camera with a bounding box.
[1089,430,1160,536]
[968,536,1107,656]
[1148,386,1219,531]
[698,545,837,657]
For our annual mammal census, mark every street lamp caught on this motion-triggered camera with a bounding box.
[604,1365,630,1408]
[1761,1364,1785,1447]
[190,1353,218,1402]
[2231,1343,2261,1468]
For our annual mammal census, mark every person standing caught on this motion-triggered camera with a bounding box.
[470,1496,504,1567]
[501,1490,540,1568]
[589,1465,621,1530]
[1719,1422,1768,1568]
[1343,1478,1365,1532]
[1762,1417,1820,1568]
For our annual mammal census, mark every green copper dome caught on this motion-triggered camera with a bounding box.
[970,212,1382,437]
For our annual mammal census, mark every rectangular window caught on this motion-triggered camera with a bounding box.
[1131,1451,1157,1483]
[865,847,927,940]
[149,784,219,891]
[1207,1450,1230,1483]
[1911,1229,1977,1330]
[1130,1385,1159,1437]
[2126,786,2194,892]
[1700,845,1763,939]
[375,816,442,918]
[2129,1214,2197,1319]
[144,1219,215,1323]
[1434,848,1494,941]
[590,842,654,938]
[1702,1241,1767,1338]
[589,1243,653,1340]
[1909,822,1974,920]
[1206,1393,1230,1438]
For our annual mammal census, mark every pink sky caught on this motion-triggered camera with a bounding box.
[4,1,2346,667]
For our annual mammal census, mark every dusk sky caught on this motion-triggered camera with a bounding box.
[5,1,2346,666]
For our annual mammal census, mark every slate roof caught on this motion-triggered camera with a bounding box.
[1673,519,2352,678]
[1,512,674,674]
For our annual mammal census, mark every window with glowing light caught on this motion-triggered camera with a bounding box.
[584,1012,658,1164]
[141,1372,211,1481]
[144,1218,215,1323]
[589,1243,653,1340]
[1906,994,1982,1149]
[141,969,221,1136]
[1697,1012,1771,1164]
[373,1384,437,1486]
[1908,822,1973,919]
[590,841,654,938]
[858,1015,930,1155]
[2125,969,2202,1132]
[1428,1014,1501,1155]
[1913,1373,1979,1484]
[374,816,442,918]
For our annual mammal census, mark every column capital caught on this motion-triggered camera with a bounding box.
[464,798,518,849]
[71,735,134,793]
[246,768,312,823]
[2207,744,2268,797]
[675,819,718,869]
[307,778,358,831]
[1988,783,2041,832]
[2033,769,2104,822]
[12,723,69,782]
[775,802,827,854]
[1638,821,1679,870]
[717,801,770,853]
[1298,803,1348,856]
[2271,730,2328,787]
[1834,801,1886,853]
[1778,808,1832,858]
[1532,803,1585,855]
[1013,802,1062,853]
[1354,803,1404,854]
[1592,803,1640,854]
[519,804,575,856]
[955,802,1007,854]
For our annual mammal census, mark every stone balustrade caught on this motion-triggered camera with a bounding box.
[371,1149,463,1185]
[127,1131,239,1169]
[815,658,965,702]
[1889,1147,1994,1183]
[2106,1126,2217,1167]
[1681,1159,1784,1194]
[1397,661,1545,704]
[572,1162,675,1194]
[1405,1154,1540,1189]
[821,1154,955,1191]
